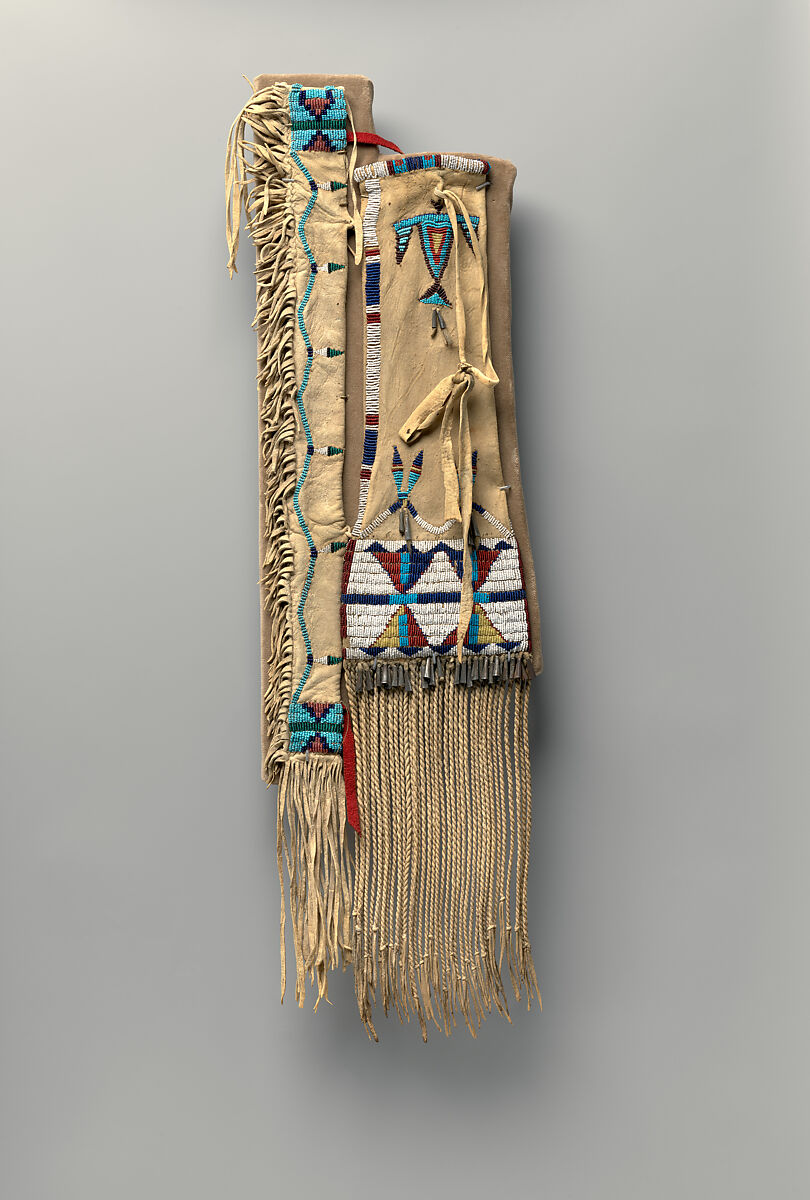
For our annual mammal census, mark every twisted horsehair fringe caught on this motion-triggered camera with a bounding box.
[346,655,539,1041]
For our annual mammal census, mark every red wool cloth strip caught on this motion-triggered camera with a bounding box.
[342,707,361,834]
[346,129,403,154]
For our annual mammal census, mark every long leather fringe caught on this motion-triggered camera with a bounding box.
[345,655,540,1041]
[226,84,298,784]
[277,755,353,1007]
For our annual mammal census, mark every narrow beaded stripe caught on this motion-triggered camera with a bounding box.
[353,153,490,182]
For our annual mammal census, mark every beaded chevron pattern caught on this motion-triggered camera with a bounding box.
[353,444,454,539]
[394,209,480,306]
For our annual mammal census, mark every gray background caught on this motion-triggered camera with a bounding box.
[2,0,808,1196]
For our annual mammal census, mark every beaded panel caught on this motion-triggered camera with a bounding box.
[289,86,347,153]
[341,537,530,660]
[288,700,344,754]
[353,153,490,182]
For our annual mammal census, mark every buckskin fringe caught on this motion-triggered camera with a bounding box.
[226,84,298,783]
[345,654,540,1042]
[277,754,353,1007]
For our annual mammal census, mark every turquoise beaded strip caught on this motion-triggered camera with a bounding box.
[286,87,347,752]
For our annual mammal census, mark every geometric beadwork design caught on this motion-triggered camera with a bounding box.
[391,444,423,499]
[289,86,347,153]
[285,88,347,756]
[341,537,530,659]
[354,153,490,182]
[288,701,344,754]
[393,209,480,306]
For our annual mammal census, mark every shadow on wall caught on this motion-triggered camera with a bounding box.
[511,203,553,758]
